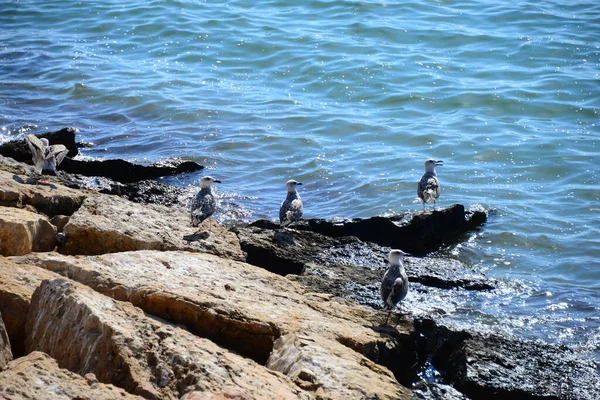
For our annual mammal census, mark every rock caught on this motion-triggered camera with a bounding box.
[0,311,12,368]
[0,257,60,357]
[267,332,405,399]
[0,127,79,163]
[0,351,144,400]
[99,179,189,207]
[26,278,309,400]
[416,318,600,400]
[235,225,494,302]
[60,157,204,184]
[0,168,89,217]
[251,204,486,256]
[0,127,203,183]
[61,194,245,261]
[413,382,469,400]
[0,206,57,255]
[13,251,413,399]
[50,214,70,232]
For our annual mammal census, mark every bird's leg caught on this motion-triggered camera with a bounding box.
[433,200,436,211]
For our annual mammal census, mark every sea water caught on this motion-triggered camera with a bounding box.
[1,0,598,363]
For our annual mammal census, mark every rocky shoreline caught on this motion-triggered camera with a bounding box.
[0,129,598,399]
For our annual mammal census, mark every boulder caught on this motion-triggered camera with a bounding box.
[26,278,308,400]
[0,128,203,183]
[0,257,60,357]
[0,351,143,400]
[0,206,57,255]
[250,204,486,256]
[13,251,414,399]
[61,194,245,261]
[50,214,70,232]
[0,311,12,368]
[416,318,600,400]
[0,168,88,217]
[0,127,79,162]
[235,226,494,310]
[267,332,404,399]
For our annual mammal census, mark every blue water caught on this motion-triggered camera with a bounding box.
[1,0,599,363]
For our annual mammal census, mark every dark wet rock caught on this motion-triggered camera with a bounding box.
[415,318,600,400]
[0,127,203,183]
[235,224,494,309]
[0,127,79,162]
[99,179,188,207]
[59,158,203,183]
[413,382,470,400]
[254,204,486,256]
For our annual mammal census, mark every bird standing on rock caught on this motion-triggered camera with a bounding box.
[25,134,69,175]
[279,179,303,228]
[190,176,221,227]
[417,159,443,210]
[380,249,409,325]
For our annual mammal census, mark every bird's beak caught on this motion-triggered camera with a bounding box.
[213,179,222,183]
[435,160,444,166]
[296,182,303,185]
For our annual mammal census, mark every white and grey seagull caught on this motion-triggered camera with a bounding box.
[25,134,69,175]
[279,179,303,228]
[381,249,409,325]
[190,176,221,227]
[417,159,443,210]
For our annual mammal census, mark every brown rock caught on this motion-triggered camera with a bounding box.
[268,333,403,399]
[0,351,143,400]
[0,311,12,368]
[61,194,245,260]
[0,257,60,357]
[26,278,308,400]
[50,214,70,232]
[0,168,88,217]
[13,251,412,399]
[0,206,57,255]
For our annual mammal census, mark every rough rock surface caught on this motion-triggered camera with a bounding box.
[0,168,88,217]
[0,351,144,400]
[0,206,57,255]
[250,203,487,256]
[14,251,413,399]
[0,127,203,183]
[61,194,245,261]
[416,318,600,400]
[0,127,79,161]
[235,226,493,309]
[0,257,60,357]
[27,278,308,400]
[267,332,403,399]
[0,311,12,368]
[100,179,189,207]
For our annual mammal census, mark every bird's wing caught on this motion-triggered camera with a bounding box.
[279,199,289,224]
[25,134,44,156]
[200,194,215,217]
[388,277,408,306]
[50,145,69,166]
[424,177,440,197]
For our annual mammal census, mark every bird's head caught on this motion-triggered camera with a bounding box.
[200,176,222,188]
[286,179,302,192]
[424,159,443,172]
[388,249,407,265]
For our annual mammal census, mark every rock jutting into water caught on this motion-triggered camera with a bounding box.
[0,151,598,400]
[0,127,204,183]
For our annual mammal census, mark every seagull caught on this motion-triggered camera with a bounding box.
[190,176,221,227]
[380,249,409,325]
[25,134,69,175]
[279,179,303,228]
[417,159,443,210]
